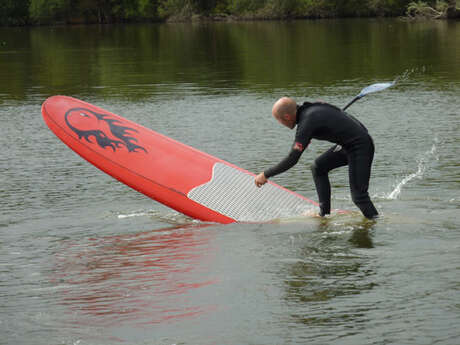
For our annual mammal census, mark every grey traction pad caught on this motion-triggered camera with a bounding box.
[187,163,316,222]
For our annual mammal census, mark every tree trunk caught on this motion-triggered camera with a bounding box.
[446,0,459,18]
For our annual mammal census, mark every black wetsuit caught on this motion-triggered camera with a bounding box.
[264,102,378,219]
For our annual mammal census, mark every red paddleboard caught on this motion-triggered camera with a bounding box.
[42,96,318,223]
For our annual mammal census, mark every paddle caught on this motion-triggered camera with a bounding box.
[342,79,397,111]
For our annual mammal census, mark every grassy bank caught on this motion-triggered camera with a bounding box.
[1,0,459,26]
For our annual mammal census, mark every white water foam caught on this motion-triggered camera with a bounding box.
[117,209,196,224]
[117,211,149,219]
[386,142,438,200]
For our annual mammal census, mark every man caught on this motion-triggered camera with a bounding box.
[254,97,378,219]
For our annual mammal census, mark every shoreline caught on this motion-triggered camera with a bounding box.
[1,13,459,28]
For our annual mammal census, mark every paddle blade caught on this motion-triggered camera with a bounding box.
[343,78,398,111]
[358,81,395,97]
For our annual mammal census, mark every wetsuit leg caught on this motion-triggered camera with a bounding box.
[347,138,379,219]
[311,145,348,216]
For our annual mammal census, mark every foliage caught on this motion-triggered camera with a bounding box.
[406,0,452,18]
[0,0,30,25]
[0,0,457,26]
[228,0,266,15]
[29,0,70,24]
[368,0,413,16]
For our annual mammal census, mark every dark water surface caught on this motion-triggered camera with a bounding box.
[1,19,459,345]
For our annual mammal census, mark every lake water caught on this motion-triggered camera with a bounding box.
[0,19,459,345]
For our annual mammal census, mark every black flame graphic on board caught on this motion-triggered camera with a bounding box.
[65,107,147,153]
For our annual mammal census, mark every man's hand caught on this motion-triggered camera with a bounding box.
[255,172,268,188]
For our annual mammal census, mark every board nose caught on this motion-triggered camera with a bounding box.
[42,95,72,121]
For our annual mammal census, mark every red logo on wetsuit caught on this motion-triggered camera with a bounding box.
[293,142,304,151]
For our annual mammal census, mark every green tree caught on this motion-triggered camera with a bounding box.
[0,0,30,25]
[228,0,266,14]
[340,0,412,16]
[138,0,159,19]
[29,0,71,24]
[194,0,217,13]
[267,0,303,18]
[446,0,459,17]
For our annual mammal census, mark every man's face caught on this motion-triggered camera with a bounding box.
[276,113,296,129]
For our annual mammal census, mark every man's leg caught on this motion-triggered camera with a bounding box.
[311,145,348,216]
[347,139,379,219]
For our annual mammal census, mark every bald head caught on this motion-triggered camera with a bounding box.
[272,97,297,129]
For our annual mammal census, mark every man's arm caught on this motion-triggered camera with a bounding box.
[264,147,303,178]
[254,145,304,188]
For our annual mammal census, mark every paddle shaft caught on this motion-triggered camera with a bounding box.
[342,80,396,111]
[342,95,362,111]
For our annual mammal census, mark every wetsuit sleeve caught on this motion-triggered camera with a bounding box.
[264,147,303,178]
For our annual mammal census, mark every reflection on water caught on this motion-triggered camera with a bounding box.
[282,217,376,328]
[52,223,218,326]
[348,225,374,249]
[1,19,460,103]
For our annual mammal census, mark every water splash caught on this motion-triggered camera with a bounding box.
[395,67,428,84]
[387,142,438,200]
[116,209,196,225]
[117,211,149,219]
[388,164,425,200]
